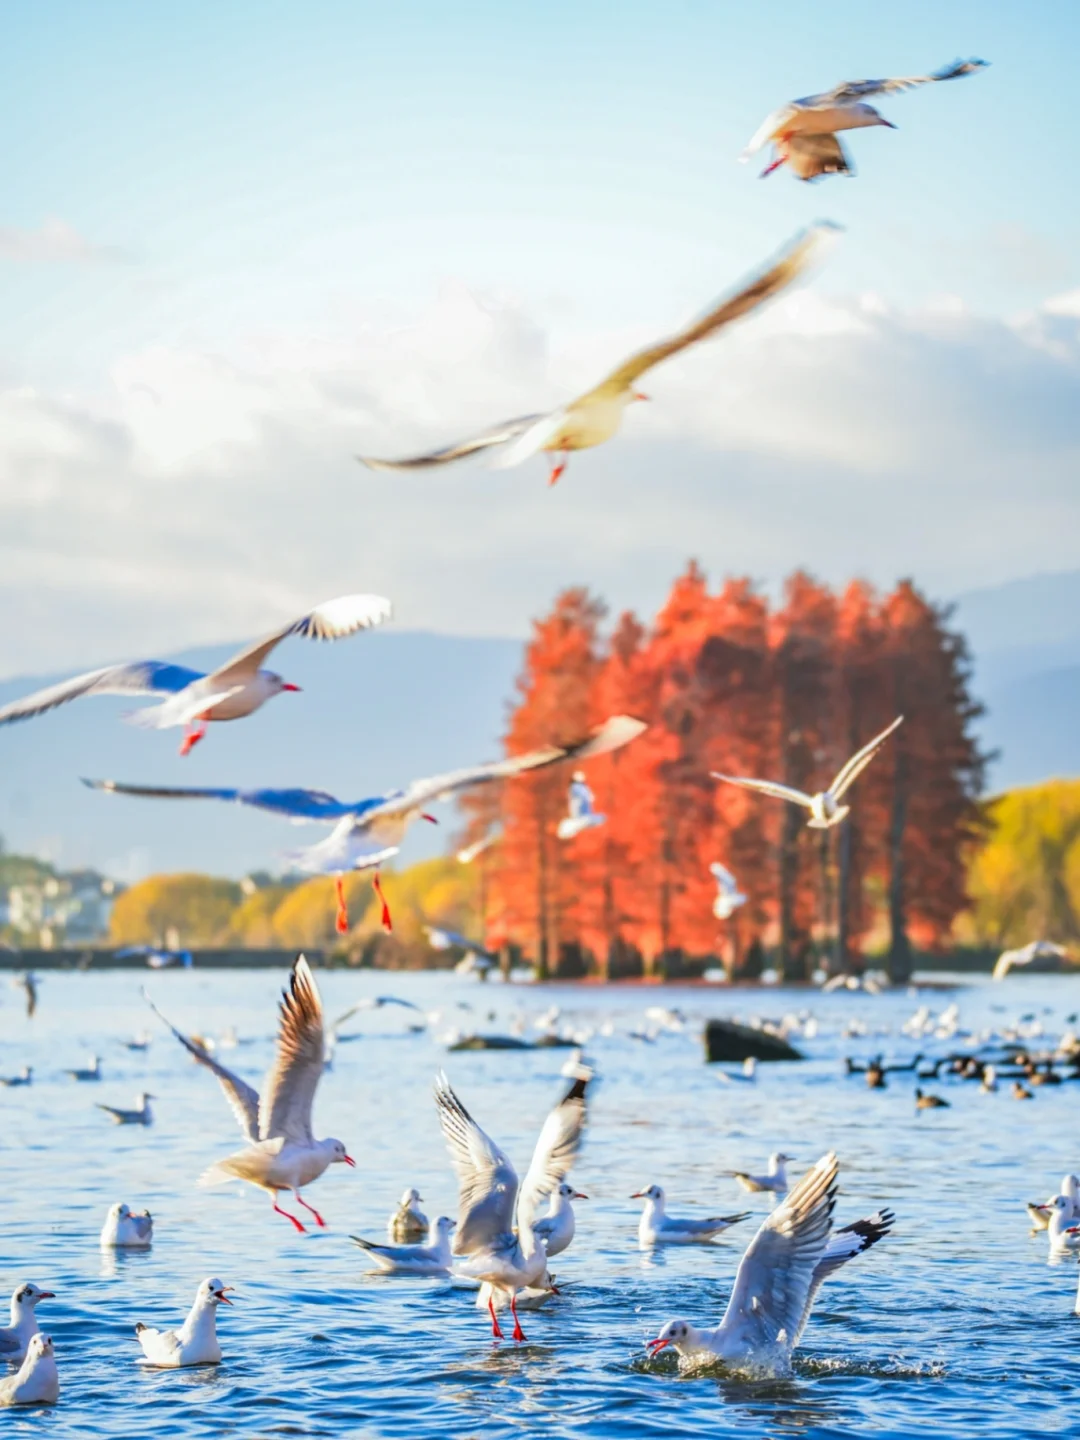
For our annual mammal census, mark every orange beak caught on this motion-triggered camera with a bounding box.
[215,1287,235,1305]
[571,1191,589,1201]
[646,1337,670,1354]
[629,1191,647,1199]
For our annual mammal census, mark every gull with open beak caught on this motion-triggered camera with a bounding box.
[0,1285,56,1366]
[358,226,835,486]
[0,593,391,756]
[87,713,646,935]
[145,956,355,1233]
[135,1279,234,1367]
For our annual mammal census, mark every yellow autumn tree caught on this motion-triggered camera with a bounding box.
[109,874,242,947]
[966,780,1080,947]
[225,885,297,947]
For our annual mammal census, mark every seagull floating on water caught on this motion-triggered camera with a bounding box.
[357,226,835,486]
[64,1055,101,1082]
[0,1065,32,1087]
[135,1279,234,1367]
[556,772,605,841]
[1028,1174,1080,1231]
[100,1203,153,1249]
[436,1071,589,1341]
[97,1092,154,1126]
[646,1154,893,1374]
[724,1154,794,1195]
[741,58,988,181]
[388,1187,429,1243]
[713,718,903,830]
[145,956,355,1232]
[632,1185,750,1246]
[89,714,645,935]
[0,594,391,755]
[1047,1196,1080,1253]
[352,1216,457,1276]
[710,862,747,920]
[0,1285,55,1366]
[0,1335,58,1407]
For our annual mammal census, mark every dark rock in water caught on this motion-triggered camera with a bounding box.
[704,1018,803,1063]
[448,1034,534,1051]
[534,1034,577,1049]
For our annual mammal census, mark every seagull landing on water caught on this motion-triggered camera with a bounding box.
[144,956,355,1233]
[351,1216,457,1276]
[135,1279,234,1368]
[713,717,903,831]
[100,1203,153,1249]
[646,1154,894,1375]
[724,1153,794,1195]
[0,594,391,756]
[710,863,747,920]
[0,1335,58,1407]
[436,1070,590,1342]
[97,1092,154,1126]
[87,714,646,937]
[556,772,606,841]
[357,226,836,487]
[632,1185,751,1247]
[741,58,988,181]
[0,1285,55,1366]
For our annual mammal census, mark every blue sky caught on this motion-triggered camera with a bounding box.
[0,0,1078,675]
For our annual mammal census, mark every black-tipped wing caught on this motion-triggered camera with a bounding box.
[435,1073,519,1255]
[805,57,988,107]
[792,1209,895,1345]
[0,660,203,726]
[259,955,325,1144]
[144,990,260,1142]
[210,594,393,683]
[517,1074,590,1235]
[357,413,550,472]
[84,778,356,822]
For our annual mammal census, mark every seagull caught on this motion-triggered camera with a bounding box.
[646,1155,893,1374]
[534,1181,589,1259]
[100,1202,154,1249]
[425,926,497,977]
[0,1335,58,1407]
[724,1154,794,1195]
[713,717,903,830]
[981,1063,998,1094]
[357,225,836,486]
[555,772,606,841]
[0,594,392,756]
[351,1216,456,1276]
[1028,1174,1080,1231]
[89,714,646,935]
[387,1187,429,1243]
[710,863,747,920]
[64,1055,101,1082]
[122,1031,152,1052]
[1047,1196,1080,1253]
[97,1092,154,1126]
[457,830,500,864]
[716,1057,757,1086]
[0,1285,55,1365]
[741,58,988,181]
[329,996,425,1048]
[135,1279,234,1367]
[145,956,355,1232]
[436,1071,589,1341]
[632,1185,750,1247]
[0,1065,32,1087]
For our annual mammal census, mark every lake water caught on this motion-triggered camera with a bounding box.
[2,966,1077,1438]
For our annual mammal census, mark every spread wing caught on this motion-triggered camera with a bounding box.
[84,777,356,822]
[517,1074,589,1236]
[0,660,203,726]
[792,1209,894,1346]
[718,1153,838,1348]
[357,413,551,472]
[787,133,853,181]
[829,716,903,799]
[573,226,835,403]
[804,58,988,107]
[435,1073,519,1255]
[740,103,800,158]
[143,991,259,1142]
[209,594,392,685]
[712,772,814,808]
[258,955,325,1144]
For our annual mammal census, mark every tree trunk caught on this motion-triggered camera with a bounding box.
[837,819,852,973]
[888,746,912,984]
[779,804,802,982]
[818,828,835,973]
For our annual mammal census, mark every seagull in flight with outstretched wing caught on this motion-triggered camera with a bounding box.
[0,594,391,756]
[86,714,646,935]
[712,717,902,830]
[742,58,987,181]
[358,225,836,486]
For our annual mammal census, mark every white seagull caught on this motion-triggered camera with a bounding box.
[387,1187,429,1243]
[724,1153,794,1195]
[713,717,903,830]
[0,594,391,756]
[0,1285,55,1365]
[741,58,988,181]
[632,1185,750,1247]
[357,226,835,486]
[351,1216,456,1276]
[1028,1174,1080,1231]
[476,1179,589,1314]
[436,1071,589,1341]
[135,1279,234,1368]
[64,1055,101,1082]
[1046,1196,1080,1253]
[145,956,355,1232]
[0,1065,32,1087]
[97,1092,154,1126]
[556,772,606,841]
[0,1335,58,1407]
[89,714,646,935]
[647,1154,894,1373]
[100,1202,154,1249]
[711,863,747,920]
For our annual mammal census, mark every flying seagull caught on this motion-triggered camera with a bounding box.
[742,58,987,181]
[0,594,391,755]
[712,717,903,830]
[86,714,646,934]
[358,225,836,485]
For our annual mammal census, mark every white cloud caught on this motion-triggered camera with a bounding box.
[0,217,125,265]
[0,282,1078,678]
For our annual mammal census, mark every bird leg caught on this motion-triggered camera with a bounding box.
[293,1190,326,1228]
[509,1292,526,1343]
[759,155,786,178]
[272,1197,306,1233]
[487,1293,504,1340]
[373,872,393,932]
[547,452,568,486]
[178,717,208,756]
[334,876,350,935]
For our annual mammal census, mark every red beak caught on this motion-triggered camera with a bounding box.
[632,391,650,402]
[38,1292,56,1301]
[282,683,301,693]
[343,1154,356,1167]
[571,1191,589,1201]
[214,1287,235,1305]
[629,1191,646,1199]
[421,813,439,824]
[646,1337,670,1354]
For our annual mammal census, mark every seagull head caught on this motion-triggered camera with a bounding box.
[26,1335,53,1363]
[558,1182,588,1201]
[630,1184,663,1203]
[199,1278,234,1307]
[646,1319,689,1356]
[401,1187,423,1206]
[13,1283,55,1315]
[327,1138,356,1167]
[266,671,301,694]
